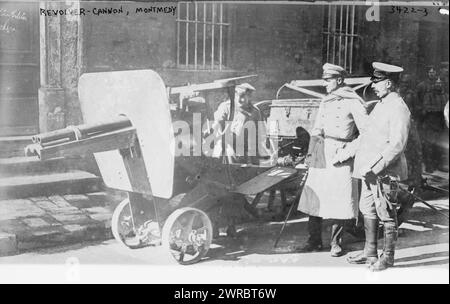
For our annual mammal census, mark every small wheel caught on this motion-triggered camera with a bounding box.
[162,207,213,265]
[111,198,160,249]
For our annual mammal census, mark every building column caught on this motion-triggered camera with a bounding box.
[39,1,83,132]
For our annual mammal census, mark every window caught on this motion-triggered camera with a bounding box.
[322,4,359,73]
[176,2,230,70]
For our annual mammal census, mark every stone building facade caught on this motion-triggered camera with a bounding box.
[1,1,448,138]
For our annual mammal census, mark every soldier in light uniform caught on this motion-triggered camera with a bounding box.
[417,66,448,172]
[340,62,411,271]
[211,83,265,165]
[296,63,368,257]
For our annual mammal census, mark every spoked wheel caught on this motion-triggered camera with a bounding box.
[111,198,161,249]
[162,207,213,265]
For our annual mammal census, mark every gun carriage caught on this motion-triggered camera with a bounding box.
[26,70,306,264]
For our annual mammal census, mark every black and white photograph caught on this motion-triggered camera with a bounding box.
[0,0,448,285]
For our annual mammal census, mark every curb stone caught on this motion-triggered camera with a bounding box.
[0,232,17,256]
[15,221,111,252]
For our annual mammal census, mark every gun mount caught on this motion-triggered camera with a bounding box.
[25,70,304,265]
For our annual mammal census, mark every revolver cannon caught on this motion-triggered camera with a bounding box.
[25,70,303,265]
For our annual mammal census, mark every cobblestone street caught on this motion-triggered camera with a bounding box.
[0,192,125,255]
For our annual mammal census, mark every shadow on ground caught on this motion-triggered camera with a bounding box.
[204,204,449,268]
[393,251,449,268]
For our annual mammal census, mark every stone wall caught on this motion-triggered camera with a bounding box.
[81,2,324,110]
[354,5,448,79]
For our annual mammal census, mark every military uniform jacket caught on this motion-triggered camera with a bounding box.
[353,92,411,181]
[417,80,447,112]
[212,100,265,163]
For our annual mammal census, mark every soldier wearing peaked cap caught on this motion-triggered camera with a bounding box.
[338,62,411,271]
[321,63,348,79]
[296,63,368,257]
[211,83,268,165]
[417,65,448,172]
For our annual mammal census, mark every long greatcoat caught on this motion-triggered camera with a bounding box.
[298,87,368,219]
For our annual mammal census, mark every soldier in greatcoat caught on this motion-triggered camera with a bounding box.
[296,63,368,257]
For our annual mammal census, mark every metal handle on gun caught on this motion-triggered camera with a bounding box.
[398,184,449,219]
[376,175,449,219]
[273,168,309,248]
[422,179,449,196]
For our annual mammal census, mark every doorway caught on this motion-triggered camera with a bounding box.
[0,1,39,136]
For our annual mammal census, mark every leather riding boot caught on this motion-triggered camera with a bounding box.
[296,216,323,252]
[330,220,345,257]
[370,221,397,271]
[347,217,379,265]
[308,216,323,245]
[345,218,365,240]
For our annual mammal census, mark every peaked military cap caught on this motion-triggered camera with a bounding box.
[371,62,404,82]
[322,63,347,79]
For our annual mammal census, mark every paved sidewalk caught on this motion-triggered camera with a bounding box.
[0,191,125,256]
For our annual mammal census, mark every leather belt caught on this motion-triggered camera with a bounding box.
[324,135,353,142]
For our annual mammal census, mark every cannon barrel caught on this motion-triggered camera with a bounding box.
[26,115,136,160]
[32,115,132,145]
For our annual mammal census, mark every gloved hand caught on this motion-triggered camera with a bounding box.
[276,155,294,167]
[362,167,377,184]
[304,153,313,167]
